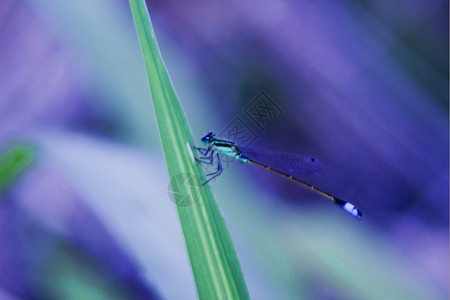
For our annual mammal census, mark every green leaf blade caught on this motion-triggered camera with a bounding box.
[128,1,249,298]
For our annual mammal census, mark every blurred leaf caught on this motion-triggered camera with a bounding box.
[46,242,149,300]
[35,132,195,299]
[27,0,159,146]
[0,145,34,194]
[283,212,445,300]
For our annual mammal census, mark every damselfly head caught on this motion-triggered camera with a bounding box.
[201,132,216,144]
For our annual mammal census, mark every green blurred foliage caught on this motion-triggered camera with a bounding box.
[0,145,34,194]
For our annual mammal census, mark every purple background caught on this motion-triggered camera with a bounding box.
[0,0,447,299]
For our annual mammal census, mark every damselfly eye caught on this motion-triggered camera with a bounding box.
[201,132,216,143]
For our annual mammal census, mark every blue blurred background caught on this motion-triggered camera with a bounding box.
[0,0,448,299]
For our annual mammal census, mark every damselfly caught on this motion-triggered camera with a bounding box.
[195,132,363,219]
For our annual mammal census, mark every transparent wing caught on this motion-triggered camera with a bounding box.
[240,147,322,177]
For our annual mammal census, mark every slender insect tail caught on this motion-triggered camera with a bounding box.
[247,158,363,219]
